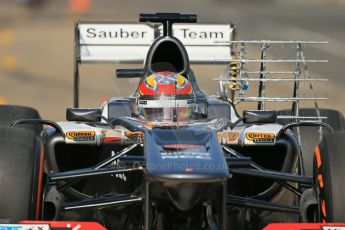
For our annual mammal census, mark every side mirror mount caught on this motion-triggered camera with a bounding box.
[66,108,102,122]
[116,68,145,78]
[139,13,197,36]
[243,110,277,124]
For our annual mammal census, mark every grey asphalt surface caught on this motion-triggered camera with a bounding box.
[0,0,344,120]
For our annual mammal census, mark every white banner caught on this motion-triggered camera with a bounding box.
[79,23,155,45]
[80,46,150,62]
[78,23,233,63]
[160,24,233,45]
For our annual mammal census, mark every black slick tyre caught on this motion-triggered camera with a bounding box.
[0,126,43,223]
[0,105,42,136]
[278,108,345,176]
[313,131,345,222]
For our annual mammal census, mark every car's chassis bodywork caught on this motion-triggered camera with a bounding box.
[1,13,344,230]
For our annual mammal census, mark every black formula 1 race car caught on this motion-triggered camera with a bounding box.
[1,13,345,230]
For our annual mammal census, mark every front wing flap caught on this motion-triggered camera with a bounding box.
[11,221,345,230]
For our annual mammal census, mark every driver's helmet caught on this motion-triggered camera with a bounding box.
[137,71,195,121]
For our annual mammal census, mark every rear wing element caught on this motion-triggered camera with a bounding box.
[78,23,155,62]
[76,22,234,63]
[74,22,234,107]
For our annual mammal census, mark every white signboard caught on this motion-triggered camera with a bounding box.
[79,23,154,62]
[79,23,155,45]
[172,24,233,62]
[160,24,233,45]
[78,23,233,63]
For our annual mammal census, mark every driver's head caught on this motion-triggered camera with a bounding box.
[137,71,195,121]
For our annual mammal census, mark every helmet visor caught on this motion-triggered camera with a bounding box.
[139,106,193,121]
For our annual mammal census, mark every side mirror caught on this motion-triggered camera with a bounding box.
[66,108,101,122]
[116,68,144,78]
[243,110,277,124]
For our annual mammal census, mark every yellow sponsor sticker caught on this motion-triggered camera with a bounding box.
[245,132,275,143]
[227,132,239,141]
[217,132,222,142]
[66,131,96,141]
[217,131,239,144]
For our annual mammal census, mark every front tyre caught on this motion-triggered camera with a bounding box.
[0,126,43,223]
[313,131,345,222]
[0,105,42,136]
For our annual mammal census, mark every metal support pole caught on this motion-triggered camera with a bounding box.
[238,42,247,100]
[221,182,227,230]
[258,43,267,110]
[74,22,80,108]
[298,44,323,142]
[144,182,151,230]
[292,44,302,145]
